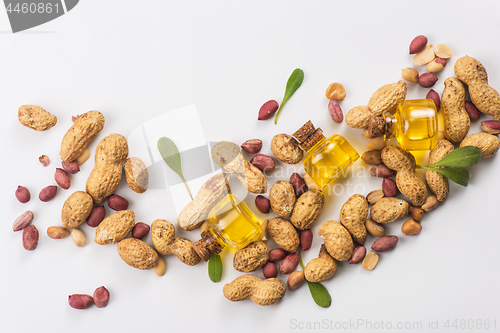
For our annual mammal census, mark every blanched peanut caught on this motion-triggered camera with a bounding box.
[365,218,386,237]
[76,148,91,165]
[154,256,167,276]
[71,229,87,247]
[366,190,384,205]
[362,252,379,271]
[413,44,435,66]
[401,67,419,83]
[434,44,453,59]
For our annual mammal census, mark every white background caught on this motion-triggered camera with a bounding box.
[1,1,499,333]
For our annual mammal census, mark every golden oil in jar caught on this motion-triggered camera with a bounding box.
[386,99,438,151]
[293,121,359,189]
[192,194,261,261]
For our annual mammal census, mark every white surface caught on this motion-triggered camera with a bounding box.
[1,1,500,333]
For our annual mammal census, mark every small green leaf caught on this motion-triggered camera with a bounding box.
[299,252,332,308]
[157,137,193,200]
[428,146,481,168]
[307,281,332,308]
[422,166,470,186]
[208,254,223,282]
[274,68,304,124]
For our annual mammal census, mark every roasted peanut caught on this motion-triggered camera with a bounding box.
[328,100,343,123]
[13,210,34,232]
[325,82,346,100]
[349,245,367,264]
[23,225,39,251]
[263,262,278,279]
[371,235,398,252]
[409,35,427,54]
[93,286,110,308]
[250,154,275,172]
[287,271,305,290]
[427,89,440,111]
[361,150,382,165]
[241,139,263,153]
[15,185,30,203]
[47,226,70,239]
[421,195,438,211]
[258,100,279,120]
[289,173,307,197]
[401,219,422,236]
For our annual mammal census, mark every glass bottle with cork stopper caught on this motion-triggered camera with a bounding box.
[293,120,360,189]
[192,192,262,261]
[366,99,438,151]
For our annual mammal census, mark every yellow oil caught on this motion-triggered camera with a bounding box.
[393,99,438,151]
[208,194,262,250]
[303,134,359,189]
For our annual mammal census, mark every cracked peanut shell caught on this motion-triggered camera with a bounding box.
[270,134,303,164]
[124,157,149,193]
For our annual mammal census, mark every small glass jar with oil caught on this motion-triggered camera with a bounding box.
[368,99,438,151]
[293,121,360,189]
[192,193,262,261]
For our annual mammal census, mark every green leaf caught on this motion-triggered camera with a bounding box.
[274,68,304,124]
[422,165,470,187]
[299,252,332,308]
[307,281,332,308]
[427,146,481,168]
[208,254,223,282]
[157,137,193,200]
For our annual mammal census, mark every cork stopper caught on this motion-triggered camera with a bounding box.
[192,231,224,262]
[293,120,316,142]
[300,128,325,151]
[366,115,395,139]
[293,120,326,152]
[366,115,386,139]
